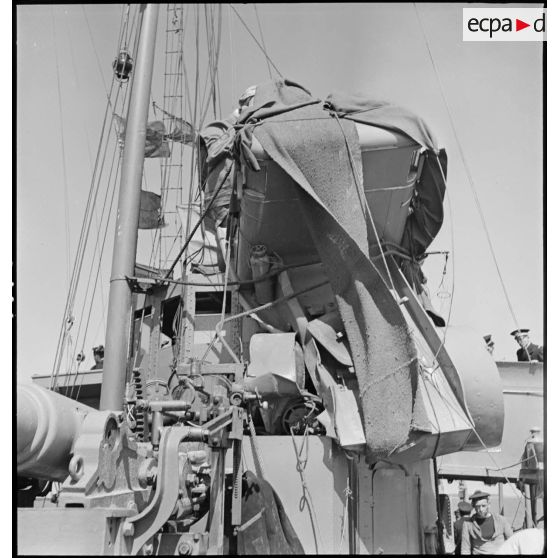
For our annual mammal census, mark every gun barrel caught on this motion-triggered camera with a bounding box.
[17,383,93,481]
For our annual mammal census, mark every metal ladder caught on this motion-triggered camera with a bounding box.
[158,4,186,273]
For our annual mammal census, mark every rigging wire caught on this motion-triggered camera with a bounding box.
[68,147,122,400]
[227,5,236,104]
[198,6,214,124]
[53,83,126,387]
[330,112,398,295]
[199,5,222,126]
[253,5,273,80]
[68,8,108,331]
[50,8,72,297]
[51,5,134,386]
[180,6,195,127]
[437,159,456,342]
[180,5,204,273]
[228,4,283,79]
[210,6,222,120]
[67,7,142,391]
[412,3,520,331]
[427,371,524,504]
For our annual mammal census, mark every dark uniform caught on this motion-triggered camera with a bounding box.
[453,500,472,555]
[454,516,466,555]
[517,343,544,362]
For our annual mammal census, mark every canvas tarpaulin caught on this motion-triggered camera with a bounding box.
[237,80,424,460]
[114,114,195,158]
[324,93,448,258]
[138,190,162,229]
[228,471,305,555]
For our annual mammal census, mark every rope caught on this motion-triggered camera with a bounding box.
[485,454,541,473]
[432,157,456,357]
[413,3,520,331]
[247,412,266,479]
[131,258,321,288]
[428,372,523,504]
[418,367,443,458]
[330,112,398,295]
[337,475,353,554]
[199,277,328,363]
[358,357,419,399]
[510,496,524,528]
[163,161,233,279]
[289,425,322,554]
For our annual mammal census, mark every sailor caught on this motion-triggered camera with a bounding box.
[460,490,512,554]
[483,335,495,355]
[453,500,473,555]
[91,345,104,370]
[510,329,544,362]
[494,527,545,554]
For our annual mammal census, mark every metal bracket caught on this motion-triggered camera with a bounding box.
[127,426,206,555]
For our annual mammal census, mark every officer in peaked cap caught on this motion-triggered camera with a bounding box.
[510,329,544,363]
[460,490,512,554]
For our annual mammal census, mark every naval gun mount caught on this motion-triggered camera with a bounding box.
[17,362,303,555]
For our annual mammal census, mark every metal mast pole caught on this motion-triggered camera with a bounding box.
[100,4,159,410]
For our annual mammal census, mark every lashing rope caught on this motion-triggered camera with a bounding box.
[289,425,322,554]
[330,112,399,295]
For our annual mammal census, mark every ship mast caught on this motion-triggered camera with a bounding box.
[100,4,159,411]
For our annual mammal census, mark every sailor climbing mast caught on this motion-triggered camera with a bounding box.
[100,4,159,410]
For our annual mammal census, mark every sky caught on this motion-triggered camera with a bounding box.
[16,3,545,378]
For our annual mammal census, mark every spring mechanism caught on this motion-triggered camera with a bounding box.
[131,368,149,442]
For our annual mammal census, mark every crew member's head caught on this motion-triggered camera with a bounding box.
[470,490,490,518]
[511,329,530,349]
[457,500,473,517]
[93,345,104,364]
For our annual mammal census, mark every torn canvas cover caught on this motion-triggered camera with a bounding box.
[139,190,162,229]
[113,115,171,158]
